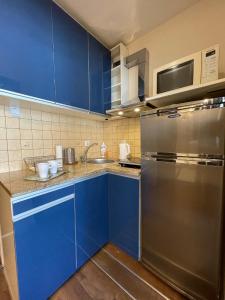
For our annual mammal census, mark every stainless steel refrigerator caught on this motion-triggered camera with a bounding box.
[141,97,225,300]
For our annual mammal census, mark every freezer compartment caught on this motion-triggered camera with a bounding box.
[141,159,224,300]
[141,106,225,156]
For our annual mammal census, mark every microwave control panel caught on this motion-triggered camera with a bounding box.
[201,45,219,84]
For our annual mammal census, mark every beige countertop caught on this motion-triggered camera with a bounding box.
[0,162,140,198]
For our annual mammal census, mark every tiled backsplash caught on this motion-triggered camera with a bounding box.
[0,104,140,173]
[103,118,140,159]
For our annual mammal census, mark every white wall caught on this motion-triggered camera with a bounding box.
[127,0,225,95]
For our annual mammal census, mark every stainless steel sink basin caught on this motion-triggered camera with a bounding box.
[86,158,115,164]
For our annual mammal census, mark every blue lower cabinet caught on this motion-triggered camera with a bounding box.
[75,175,109,269]
[13,192,76,300]
[108,174,140,260]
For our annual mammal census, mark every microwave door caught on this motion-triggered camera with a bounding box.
[157,60,194,94]
[141,106,225,156]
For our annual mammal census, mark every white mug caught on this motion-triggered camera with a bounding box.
[48,160,58,175]
[37,162,49,179]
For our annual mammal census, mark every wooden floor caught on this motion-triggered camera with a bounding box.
[51,244,186,300]
[0,267,11,300]
[1,244,186,300]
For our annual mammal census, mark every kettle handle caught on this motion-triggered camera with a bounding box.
[126,143,131,155]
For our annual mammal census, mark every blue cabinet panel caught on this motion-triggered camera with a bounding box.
[52,3,89,109]
[89,35,111,113]
[0,0,55,100]
[75,175,109,269]
[108,175,140,260]
[13,185,74,216]
[14,198,76,300]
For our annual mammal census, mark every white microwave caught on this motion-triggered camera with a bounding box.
[153,45,219,96]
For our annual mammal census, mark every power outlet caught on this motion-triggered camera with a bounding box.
[84,140,90,147]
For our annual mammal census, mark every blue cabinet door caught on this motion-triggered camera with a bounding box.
[13,189,76,300]
[75,175,109,269]
[52,3,89,110]
[89,35,111,114]
[0,0,55,100]
[108,174,140,260]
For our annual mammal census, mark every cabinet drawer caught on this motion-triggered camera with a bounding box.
[13,185,74,217]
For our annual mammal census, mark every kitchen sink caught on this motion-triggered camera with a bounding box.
[87,158,115,164]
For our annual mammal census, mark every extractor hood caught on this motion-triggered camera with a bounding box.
[107,48,150,117]
[124,48,149,105]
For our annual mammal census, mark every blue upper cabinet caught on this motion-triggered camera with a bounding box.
[0,0,55,101]
[108,175,140,260]
[75,175,109,269]
[52,3,89,110]
[89,34,111,114]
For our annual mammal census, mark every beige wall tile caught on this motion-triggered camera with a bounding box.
[33,149,44,156]
[0,105,141,173]
[32,120,42,130]
[8,150,22,162]
[42,121,51,131]
[42,112,52,122]
[0,116,5,128]
[6,129,20,140]
[7,140,21,150]
[31,110,42,120]
[43,140,52,149]
[0,140,7,151]
[20,119,31,130]
[33,140,43,149]
[43,131,52,140]
[21,149,34,159]
[0,162,9,173]
[21,140,33,150]
[32,130,43,140]
[6,117,19,129]
[20,129,32,140]
[9,160,23,172]
[0,151,8,162]
[20,108,31,119]
[0,105,5,116]
[0,128,6,139]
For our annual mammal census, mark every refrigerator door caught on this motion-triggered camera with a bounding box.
[141,106,225,156]
[141,157,224,300]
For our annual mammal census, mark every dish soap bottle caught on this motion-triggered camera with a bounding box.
[100,142,107,158]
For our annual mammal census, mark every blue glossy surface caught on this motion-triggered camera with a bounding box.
[108,174,139,260]
[13,185,74,216]
[89,35,111,113]
[0,0,55,100]
[52,3,89,109]
[14,199,76,300]
[75,175,109,269]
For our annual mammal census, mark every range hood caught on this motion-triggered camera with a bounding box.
[106,102,150,118]
[107,48,150,117]
[124,48,149,105]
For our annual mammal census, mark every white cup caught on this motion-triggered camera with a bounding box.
[37,162,49,179]
[48,160,58,175]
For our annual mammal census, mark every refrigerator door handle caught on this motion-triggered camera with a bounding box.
[142,155,224,167]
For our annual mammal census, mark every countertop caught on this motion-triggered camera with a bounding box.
[0,162,140,198]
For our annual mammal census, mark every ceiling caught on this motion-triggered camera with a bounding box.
[55,0,199,48]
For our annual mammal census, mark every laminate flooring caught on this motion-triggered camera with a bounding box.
[0,244,186,300]
[51,244,186,300]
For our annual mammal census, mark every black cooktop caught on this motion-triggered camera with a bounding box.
[118,157,141,169]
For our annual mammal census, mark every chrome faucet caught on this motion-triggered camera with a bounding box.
[80,142,98,163]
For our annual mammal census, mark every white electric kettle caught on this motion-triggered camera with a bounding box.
[119,142,131,161]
